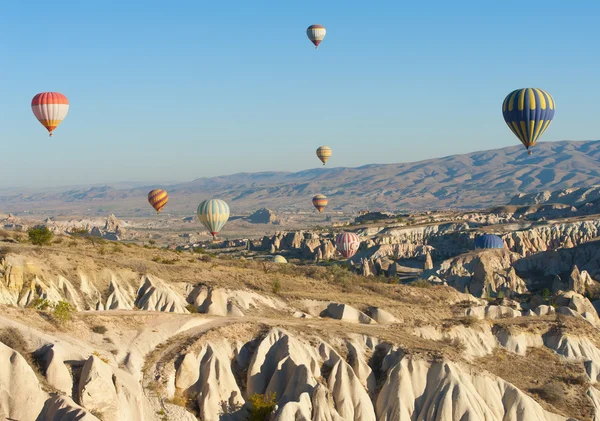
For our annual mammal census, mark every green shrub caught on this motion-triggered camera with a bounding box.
[497,290,505,299]
[30,298,51,310]
[28,226,53,246]
[52,301,75,325]
[92,325,108,334]
[541,288,551,303]
[272,279,281,294]
[411,279,431,288]
[185,304,197,313]
[148,239,156,245]
[247,392,276,421]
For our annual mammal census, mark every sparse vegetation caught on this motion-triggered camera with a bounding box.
[52,301,75,325]
[530,380,566,405]
[28,225,53,246]
[185,304,198,313]
[148,239,156,245]
[92,325,108,334]
[458,316,479,327]
[247,392,276,421]
[410,279,431,288]
[260,260,274,274]
[30,298,51,310]
[541,288,552,303]
[92,350,110,364]
[271,278,281,294]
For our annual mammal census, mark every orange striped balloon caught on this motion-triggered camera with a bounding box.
[312,194,328,213]
[148,189,169,213]
[31,92,69,136]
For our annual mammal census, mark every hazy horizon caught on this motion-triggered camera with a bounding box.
[2,1,599,188]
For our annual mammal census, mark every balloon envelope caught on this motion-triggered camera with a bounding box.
[31,92,69,136]
[197,199,230,239]
[272,255,288,264]
[335,232,360,258]
[502,88,555,154]
[316,146,332,165]
[474,234,504,249]
[148,189,169,213]
[306,24,326,48]
[312,194,328,213]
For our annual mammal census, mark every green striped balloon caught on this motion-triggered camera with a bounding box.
[197,199,230,239]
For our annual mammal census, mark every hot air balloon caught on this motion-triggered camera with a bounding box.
[502,88,555,155]
[197,199,230,239]
[316,146,332,165]
[148,189,168,213]
[306,24,326,49]
[312,194,328,213]
[335,232,360,258]
[474,234,504,249]
[31,92,69,136]
[272,255,288,264]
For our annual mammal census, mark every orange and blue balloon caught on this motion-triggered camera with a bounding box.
[502,88,555,155]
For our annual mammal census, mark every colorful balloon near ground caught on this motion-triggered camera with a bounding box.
[31,92,69,137]
[272,255,288,264]
[335,232,360,258]
[312,194,328,213]
[306,24,326,49]
[502,88,555,155]
[474,234,504,249]
[148,189,168,213]
[316,146,332,165]
[197,199,230,239]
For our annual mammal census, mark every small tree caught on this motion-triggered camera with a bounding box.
[52,301,75,325]
[541,288,551,303]
[28,225,53,246]
[247,392,276,421]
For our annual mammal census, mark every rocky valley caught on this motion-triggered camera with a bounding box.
[3,182,600,420]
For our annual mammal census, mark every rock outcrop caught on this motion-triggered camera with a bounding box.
[248,208,282,224]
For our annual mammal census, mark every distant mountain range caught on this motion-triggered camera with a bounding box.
[3,140,600,217]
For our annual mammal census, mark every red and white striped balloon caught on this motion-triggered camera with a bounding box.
[31,92,69,136]
[335,232,360,258]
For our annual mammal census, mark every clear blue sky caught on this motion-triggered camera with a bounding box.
[1,0,598,188]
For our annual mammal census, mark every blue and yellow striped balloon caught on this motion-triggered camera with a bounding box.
[502,88,555,155]
[197,199,230,239]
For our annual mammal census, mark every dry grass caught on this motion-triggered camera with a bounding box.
[476,347,594,420]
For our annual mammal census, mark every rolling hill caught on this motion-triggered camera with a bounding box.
[3,140,600,216]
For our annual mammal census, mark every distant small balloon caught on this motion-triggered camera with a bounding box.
[148,189,169,213]
[312,194,328,213]
[502,88,555,155]
[272,255,288,264]
[31,92,69,137]
[306,24,326,49]
[316,146,332,165]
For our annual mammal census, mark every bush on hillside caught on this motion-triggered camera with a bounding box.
[28,226,53,246]
[247,392,276,421]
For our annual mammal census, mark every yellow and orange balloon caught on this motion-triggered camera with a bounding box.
[312,194,328,213]
[148,189,169,213]
[31,92,69,136]
[316,146,332,165]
